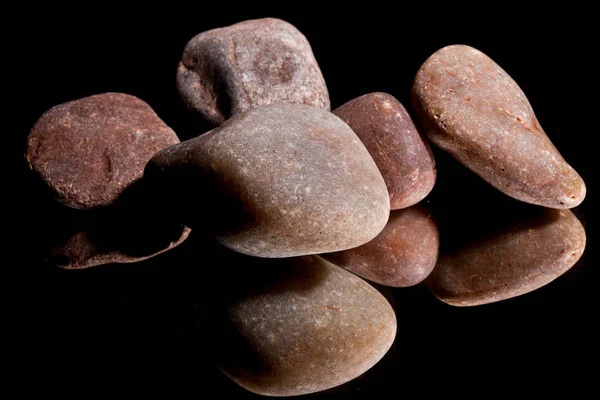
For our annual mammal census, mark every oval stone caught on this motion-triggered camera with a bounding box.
[411,45,585,209]
[321,205,439,287]
[177,18,330,125]
[213,255,396,396]
[26,93,180,210]
[426,209,586,306]
[333,93,436,209]
[146,104,390,258]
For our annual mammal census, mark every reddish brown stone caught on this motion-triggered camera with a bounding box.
[426,209,586,306]
[26,93,180,210]
[52,226,190,270]
[334,93,436,209]
[177,18,330,125]
[321,205,439,287]
[412,45,585,209]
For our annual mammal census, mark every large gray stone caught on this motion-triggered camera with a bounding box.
[146,104,390,258]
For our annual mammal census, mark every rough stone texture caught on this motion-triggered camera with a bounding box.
[334,93,436,209]
[146,103,390,258]
[321,205,439,287]
[51,226,190,269]
[412,45,586,209]
[26,93,180,210]
[426,209,586,306]
[177,18,330,125]
[213,255,397,397]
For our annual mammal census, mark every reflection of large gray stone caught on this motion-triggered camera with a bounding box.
[147,104,389,258]
[214,255,396,396]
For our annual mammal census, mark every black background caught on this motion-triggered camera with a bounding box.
[13,6,596,398]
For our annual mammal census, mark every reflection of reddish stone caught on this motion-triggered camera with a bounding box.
[334,93,436,209]
[412,45,585,209]
[426,209,586,306]
[322,205,439,287]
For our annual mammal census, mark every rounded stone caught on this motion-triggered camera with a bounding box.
[411,45,585,209]
[333,93,436,209]
[146,103,390,258]
[213,255,397,396]
[321,205,439,287]
[26,93,180,210]
[177,18,330,125]
[426,209,586,306]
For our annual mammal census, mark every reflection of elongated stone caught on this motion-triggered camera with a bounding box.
[426,209,586,306]
[213,255,396,397]
[146,104,390,258]
[322,206,438,287]
[177,18,330,125]
[26,93,180,210]
[334,93,436,209]
[412,45,585,209]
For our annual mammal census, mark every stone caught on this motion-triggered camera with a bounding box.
[411,45,585,209]
[333,93,436,209]
[426,209,586,306]
[212,255,396,396]
[321,205,439,287]
[146,103,390,258]
[177,18,330,125]
[26,93,180,210]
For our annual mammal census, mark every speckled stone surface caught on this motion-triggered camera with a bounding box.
[146,103,390,258]
[426,209,586,306]
[214,255,397,397]
[26,93,180,209]
[334,93,436,209]
[177,18,330,125]
[321,205,439,287]
[412,45,585,209]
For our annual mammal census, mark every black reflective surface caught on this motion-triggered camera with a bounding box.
[14,7,596,398]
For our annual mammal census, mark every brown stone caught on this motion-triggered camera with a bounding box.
[412,45,585,209]
[426,209,586,306]
[146,103,389,258]
[177,18,330,125]
[26,93,180,210]
[213,255,396,396]
[333,93,436,209]
[321,205,439,287]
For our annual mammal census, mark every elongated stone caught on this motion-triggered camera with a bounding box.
[321,205,439,287]
[412,45,585,209]
[213,255,396,396]
[334,93,436,209]
[146,103,390,258]
[177,18,330,125]
[426,209,586,306]
[26,93,180,210]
